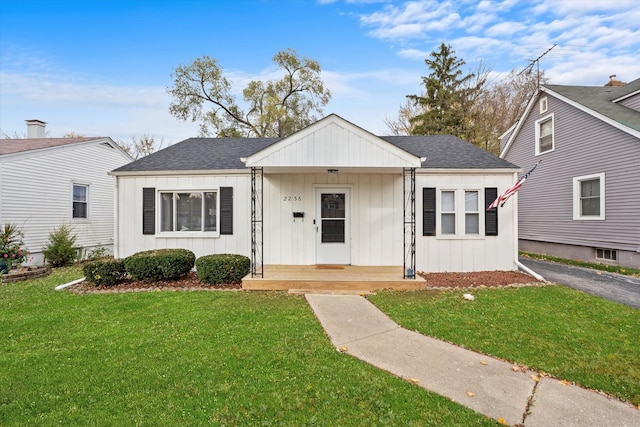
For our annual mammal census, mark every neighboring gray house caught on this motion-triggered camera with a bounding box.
[0,120,133,265]
[500,76,640,268]
[111,114,521,281]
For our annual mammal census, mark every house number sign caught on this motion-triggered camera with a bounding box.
[283,196,302,202]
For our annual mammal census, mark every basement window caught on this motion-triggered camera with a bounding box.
[596,248,617,261]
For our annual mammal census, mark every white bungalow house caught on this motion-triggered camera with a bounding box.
[110,114,522,287]
[0,120,133,265]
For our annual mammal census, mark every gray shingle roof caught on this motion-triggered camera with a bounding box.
[381,135,517,169]
[544,77,640,132]
[112,134,518,173]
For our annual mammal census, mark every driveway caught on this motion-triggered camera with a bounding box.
[519,257,640,309]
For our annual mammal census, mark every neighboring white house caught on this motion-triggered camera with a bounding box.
[0,120,133,265]
[110,114,521,278]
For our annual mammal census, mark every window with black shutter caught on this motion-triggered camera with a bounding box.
[423,187,436,236]
[142,188,156,235]
[220,187,233,235]
[485,187,498,236]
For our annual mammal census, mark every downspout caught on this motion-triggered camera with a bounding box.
[512,174,546,283]
[113,175,119,259]
[517,259,546,282]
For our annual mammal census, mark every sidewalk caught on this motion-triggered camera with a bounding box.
[305,294,640,427]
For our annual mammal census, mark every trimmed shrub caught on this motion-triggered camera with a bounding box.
[196,254,250,285]
[124,249,195,281]
[42,224,78,267]
[83,259,126,287]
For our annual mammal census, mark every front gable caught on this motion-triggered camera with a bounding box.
[245,114,421,170]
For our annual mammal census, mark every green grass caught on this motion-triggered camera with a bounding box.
[520,251,640,276]
[368,286,640,406]
[1,267,495,426]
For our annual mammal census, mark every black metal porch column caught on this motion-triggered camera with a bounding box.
[251,167,264,278]
[403,168,416,279]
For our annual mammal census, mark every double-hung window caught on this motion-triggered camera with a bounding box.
[535,113,554,155]
[72,184,89,219]
[435,189,482,236]
[573,173,605,220]
[465,191,479,234]
[441,191,456,235]
[160,191,218,232]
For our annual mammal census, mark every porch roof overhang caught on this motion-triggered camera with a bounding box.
[243,114,423,171]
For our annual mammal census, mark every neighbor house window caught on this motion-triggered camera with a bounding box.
[441,191,456,235]
[596,248,616,261]
[539,96,548,113]
[72,184,88,219]
[160,191,218,232]
[535,113,554,155]
[573,173,605,220]
[465,191,479,234]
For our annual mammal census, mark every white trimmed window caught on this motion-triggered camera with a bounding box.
[596,248,616,261]
[441,191,456,235]
[573,173,605,220]
[465,191,479,234]
[435,189,484,237]
[539,96,548,113]
[72,184,89,219]
[535,113,554,155]
[160,191,219,233]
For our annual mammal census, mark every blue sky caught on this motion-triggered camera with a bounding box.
[1,0,639,145]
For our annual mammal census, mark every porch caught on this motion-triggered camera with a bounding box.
[241,265,426,293]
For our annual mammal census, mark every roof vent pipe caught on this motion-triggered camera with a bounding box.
[26,119,47,138]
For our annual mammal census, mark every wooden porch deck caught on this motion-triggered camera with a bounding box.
[241,265,426,293]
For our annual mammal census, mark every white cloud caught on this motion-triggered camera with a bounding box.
[485,21,526,37]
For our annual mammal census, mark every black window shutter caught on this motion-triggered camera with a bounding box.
[485,187,498,236]
[220,187,233,235]
[142,188,155,235]
[423,187,436,236]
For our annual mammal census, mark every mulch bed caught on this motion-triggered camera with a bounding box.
[66,270,543,293]
[420,270,543,289]
[68,272,242,294]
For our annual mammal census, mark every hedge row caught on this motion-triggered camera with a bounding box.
[82,249,250,287]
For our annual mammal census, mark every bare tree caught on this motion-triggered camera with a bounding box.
[120,134,163,159]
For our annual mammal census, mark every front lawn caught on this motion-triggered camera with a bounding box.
[368,286,640,406]
[1,267,494,426]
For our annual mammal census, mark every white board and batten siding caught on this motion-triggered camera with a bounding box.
[0,140,131,264]
[114,174,252,259]
[262,173,404,266]
[415,172,518,273]
[245,115,421,170]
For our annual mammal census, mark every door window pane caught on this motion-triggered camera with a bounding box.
[321,193,346,243]
[321,193,345,218]
[322,220,345,243]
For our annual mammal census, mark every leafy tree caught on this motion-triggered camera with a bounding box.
[167,49,331,137]
[407,43,485,139]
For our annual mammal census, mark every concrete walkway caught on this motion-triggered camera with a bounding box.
[305,294,640,427]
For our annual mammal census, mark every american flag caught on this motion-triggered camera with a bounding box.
[488,161,540,210]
